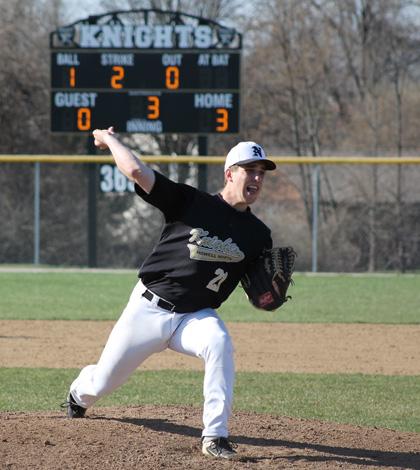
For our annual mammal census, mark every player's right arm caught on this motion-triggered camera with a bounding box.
[93,126,155,193]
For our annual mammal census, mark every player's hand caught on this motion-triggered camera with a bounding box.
[93,126,115,150]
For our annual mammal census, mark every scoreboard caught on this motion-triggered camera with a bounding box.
[50,50,240,133]
[50,11,242,134]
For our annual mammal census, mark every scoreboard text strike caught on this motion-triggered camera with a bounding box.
[50,12,242,134]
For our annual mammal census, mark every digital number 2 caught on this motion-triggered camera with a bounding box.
[111,66,125,89]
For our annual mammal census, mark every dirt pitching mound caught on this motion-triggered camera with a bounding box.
[1,405,420,469]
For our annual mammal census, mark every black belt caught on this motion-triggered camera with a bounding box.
[142,289,176,312]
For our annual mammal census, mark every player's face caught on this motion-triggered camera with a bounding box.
[234,162,266,205]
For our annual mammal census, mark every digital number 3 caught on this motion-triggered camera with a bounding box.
[206,268,228,292]
[147,96,160,119]
[216,108,228,132]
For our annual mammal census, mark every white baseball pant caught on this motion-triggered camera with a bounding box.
[70,280,235,438]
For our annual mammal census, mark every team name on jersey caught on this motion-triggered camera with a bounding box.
[187,228,244,263]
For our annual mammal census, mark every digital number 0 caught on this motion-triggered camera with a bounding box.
[77,108,91,131]
[165,66,179,89]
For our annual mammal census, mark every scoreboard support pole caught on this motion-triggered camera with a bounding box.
[87,137,97,267]
[198,135,208,192]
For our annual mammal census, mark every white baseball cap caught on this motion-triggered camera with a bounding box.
[224,141,276,172]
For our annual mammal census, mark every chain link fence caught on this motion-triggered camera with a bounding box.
[1,157,419,272]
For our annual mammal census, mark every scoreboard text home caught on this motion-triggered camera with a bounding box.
[50,10,242,134]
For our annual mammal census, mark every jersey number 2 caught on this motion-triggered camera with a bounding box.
[206,268,228,293]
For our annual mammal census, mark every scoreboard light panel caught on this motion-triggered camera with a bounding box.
[51,50,240,134]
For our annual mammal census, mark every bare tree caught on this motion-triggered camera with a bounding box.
[243,0,342,240]
[99,0,241,22]
[240,0,420,271]
[3,0,420,269]
[309,0,420,271]
[384,24,420,271]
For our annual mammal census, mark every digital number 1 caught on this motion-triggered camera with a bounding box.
[69,67,76,88]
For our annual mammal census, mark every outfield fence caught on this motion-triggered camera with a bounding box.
[1,155,420,272]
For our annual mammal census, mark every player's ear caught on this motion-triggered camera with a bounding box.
[225,168,234,182]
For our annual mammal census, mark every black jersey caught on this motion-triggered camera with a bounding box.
[135,171,272,313]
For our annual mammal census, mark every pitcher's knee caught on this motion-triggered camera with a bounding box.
[203,330,234,362]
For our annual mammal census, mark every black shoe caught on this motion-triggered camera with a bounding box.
[61,393,86,418]
[201,437,238,459]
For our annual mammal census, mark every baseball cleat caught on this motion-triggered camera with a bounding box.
[201,437,238,459]
[61,393,86,418]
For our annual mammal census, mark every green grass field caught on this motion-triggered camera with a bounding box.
[0,271,419,323]
[0,270,419,433]
[0,368,418,433]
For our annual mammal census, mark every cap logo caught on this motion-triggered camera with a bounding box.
[252,145,263,158]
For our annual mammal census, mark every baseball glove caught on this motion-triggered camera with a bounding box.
[241,246,297,311]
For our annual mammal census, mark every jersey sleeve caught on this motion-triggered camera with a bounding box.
[134,170,196,221]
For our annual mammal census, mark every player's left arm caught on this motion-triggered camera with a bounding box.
[93,126,155,193]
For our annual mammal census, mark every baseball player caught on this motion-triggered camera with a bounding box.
[62,127,276,459]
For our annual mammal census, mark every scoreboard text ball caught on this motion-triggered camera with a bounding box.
[51,51,240,134]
